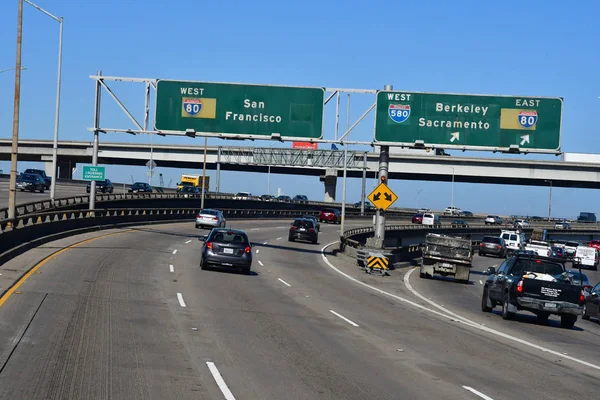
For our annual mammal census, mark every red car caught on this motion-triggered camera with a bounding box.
[319,209,341,224]
[412,213,423,224]
[590,240,600,251]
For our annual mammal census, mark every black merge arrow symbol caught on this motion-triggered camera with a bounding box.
[373,192,381,201]
[384,192,392,202]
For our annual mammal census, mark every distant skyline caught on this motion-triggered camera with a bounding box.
[1,0,599,218]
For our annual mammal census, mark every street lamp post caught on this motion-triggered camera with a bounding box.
[450,167,455,209]
[8,0,24,223]
[545,180,552,221]
[24,0,63,203]
[416,189,423,209]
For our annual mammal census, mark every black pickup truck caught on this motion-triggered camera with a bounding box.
[481,254,584,328]
[24,168,51,190]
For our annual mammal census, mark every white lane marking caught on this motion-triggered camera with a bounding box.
[258,261,264,267]
[206,362,237,400]
[263,241,268,245]
[479,280,483,285]
[185,239,192,244]
[276,237,282,240]
[278,278,291,287]
[172,249,178,255]
[320,242,600,372]
[169,264,174,273]
[250,228,259,231]
[177,293,187,308]
[463,386,495,400]
[256,249,260,254]
[329,310,359,327]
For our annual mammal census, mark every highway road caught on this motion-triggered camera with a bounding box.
[0,219,599,399]
[0,178,130,208]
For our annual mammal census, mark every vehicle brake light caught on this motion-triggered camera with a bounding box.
[244,246,251,253]
[517,243,521,248]
[480,243,484,247]
[580,290,585,304]
[206,242,213,249]
[290,226,296,231]
[496,245,502,249]
[516,280,523,294]
[213,217,218,220]
[308,228,315,233]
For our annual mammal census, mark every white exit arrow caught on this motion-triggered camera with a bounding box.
[520,134,530,146]
[450,132,460,142]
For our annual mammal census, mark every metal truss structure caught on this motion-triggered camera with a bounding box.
[220,147,366,169]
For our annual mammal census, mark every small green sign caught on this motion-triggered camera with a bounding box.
[83,165,105,181]
[374,91,562,152]
[154,80,325,139]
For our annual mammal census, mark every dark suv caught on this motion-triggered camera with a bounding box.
[128,182,153,193]
[289,218,318,244]
[479,236,508,258]
[319,208,341,224]
[87,179,114,193]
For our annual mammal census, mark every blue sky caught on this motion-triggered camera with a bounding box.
[1,0,599,218]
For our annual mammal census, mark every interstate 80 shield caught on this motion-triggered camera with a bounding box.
[182,98,203,117]
[388,104,411,124]
[518,110,538,128]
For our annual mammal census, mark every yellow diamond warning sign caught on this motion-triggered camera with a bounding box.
[367,182,398,211]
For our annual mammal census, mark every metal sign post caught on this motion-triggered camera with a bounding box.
[373,84,393,247]
[89,70,102,211]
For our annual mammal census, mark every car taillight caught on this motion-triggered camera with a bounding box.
[480,243,484,247]
[244,246,251,253]
[290,226,296,231]
[516,280,523,294]
[580,290,585,304]
[206,242,213,249]
[213,217,218,220]
[496,245,502,249]
[308,228,315,233]
[517,243,521,248]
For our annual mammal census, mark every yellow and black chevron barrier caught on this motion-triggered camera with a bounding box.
[367,255,389,270]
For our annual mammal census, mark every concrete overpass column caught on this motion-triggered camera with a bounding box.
[322,168,337,202]
[57,158,73,179]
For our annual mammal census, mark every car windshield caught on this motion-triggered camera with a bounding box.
[210,230,249,245]
[293,220,313,228]
[19,174,37,181]
[200,209,218,216]
[236,192,249,196]
[483,236,502,244]
[415,213,423,217]
[513,259,564,276]
[180,187,196,192]
[180,182,194,187]
[24,169,42,174]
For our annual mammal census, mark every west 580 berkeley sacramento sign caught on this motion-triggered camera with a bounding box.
[374,91,563,152]
[155,80,325,139]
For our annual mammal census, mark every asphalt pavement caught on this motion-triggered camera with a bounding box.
[0,219,598,399]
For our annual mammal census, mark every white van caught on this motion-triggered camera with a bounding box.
[574,246,599,270]
[422,213,441,227]
[500,230,526,253]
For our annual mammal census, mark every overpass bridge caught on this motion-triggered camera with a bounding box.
[1,139,599,201]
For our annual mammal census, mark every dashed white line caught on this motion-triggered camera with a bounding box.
[320,241,600,372]
[479,280,483,285]
[169,264,174,273]
[256,249,260,254]
[278,278,291,287]
[206,362,236,400]
[258,260,264,267]
[329,310,359,327]
[263,241,268,245]
[276,237,282,240]
[185,239,192,244]
[177,293,186,307]
[462,386,495,400]
[250,228,260,231]
[172,249,178,255]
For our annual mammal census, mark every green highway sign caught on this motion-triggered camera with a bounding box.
[155,80,325,139]
[83,165,105,181]
[374,91,563,152]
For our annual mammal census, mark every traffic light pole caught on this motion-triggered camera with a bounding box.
[374,84,393,247]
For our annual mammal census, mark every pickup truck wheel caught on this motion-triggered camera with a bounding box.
[582,304,590,320]
[560,314,577,329]
[481,286,493,312]
[502,294,515,320]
